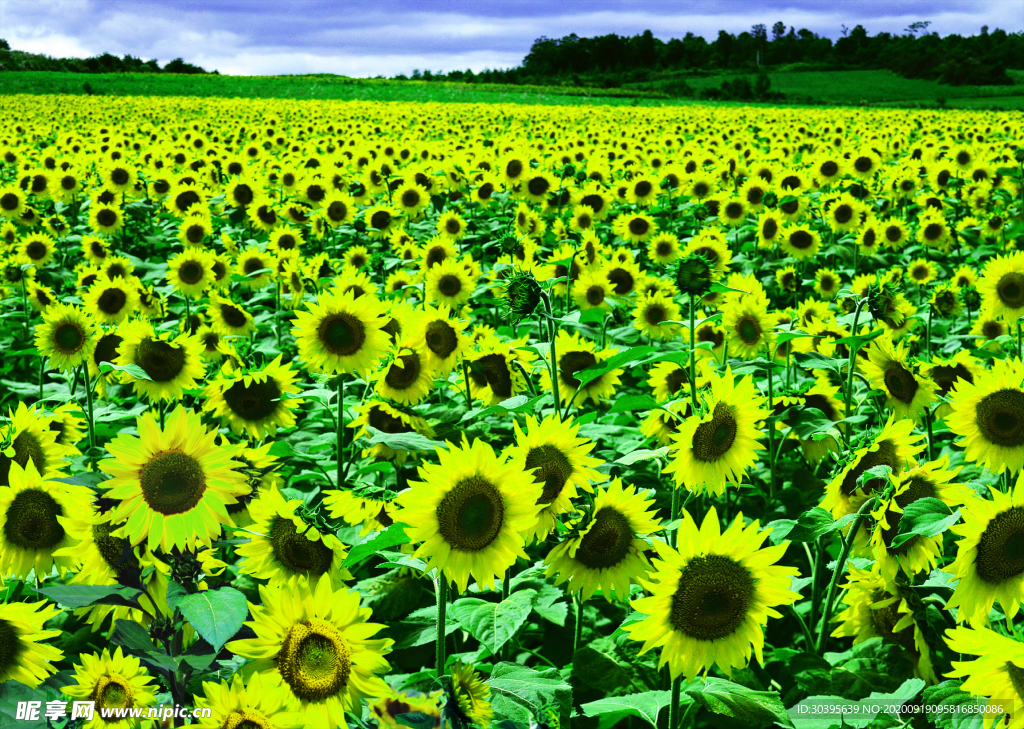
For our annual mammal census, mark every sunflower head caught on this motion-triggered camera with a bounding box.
[675,252,714,297]
[502,268,542,324]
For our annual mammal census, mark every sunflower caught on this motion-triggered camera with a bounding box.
[46,403,86,453]
[723,297,777,359]
[646,231,681,265]
[334,268,380,300]
[445,663,494,729]
[88,202,124,235]
[34,302,98,372]
[623,507,799,681]
[0,600,63,687]
[234,247,275,291]
[880,218,911,250]
[683,229,732,279]
[168,248,216,299]
[343,245,370,271]
[394,436,543,592]
[906,258,936,287]
[375,342,435,406]
[780,223,820,259]
[227,575,392,729]
[865,457,973,581]
[385,269,417,300]
[947,359,1024,475]
[663,367,767,496]
[415,304,469,376]
[863,335,935,423]
[544,477,660,601]
[293,288,391,376]
[62,647,158,728]
[424,256,474,309]
[115,320,206,402]
[820,414,925,520]
[788,377,845,464]
[922,350,983,417]
[248,196,280,233]
[16,231,55,268]
[612,212,657,244]
[100,407,246,551]
[463,343,531,407]
[503,415,604,543]
[178,214,212,247]
[0,402,69,487]
[633,292,681,340]
[203,356,303,439]
[348,401,435,465]
[268,226,304,257]
[775,266,798,293]
[980,251,1024,322]
[825,194,864,233]
[813,268,841,298]
[236,487,349,588]
[0,186,26,219]
[195,671,302,729]
[0,459,92,578]
[572,268,613,313]
[945,626,1024,726]
[208,293,257,338]
[540,331,622,408]
[756,210,785,249]
[830,566,937,683]
[83,276,138,325]
[918,211,952,251]
[365,204,401,239]
[370,689,442,728]
[971,308,1008,350]
[166,183,206,218]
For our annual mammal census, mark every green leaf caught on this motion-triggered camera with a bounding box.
[485,663,573,726]
[391,605,459,649]
[788,678,924,729]
[110,619,157,653]
[176,587,249,652]
[395,713,439,729]
[460,394,547,422]
[166,580,187,612]
[99,361,154,381]
[710,281,751,295]
[684,678,793,728]
[609,394,658,414]
[731,357,784,376]
[35,584,142,609]
[450,590,537,656]
[614,446,669,465]
[857,464,892,490]
[767,507,836,544]
[581,691,674,729]
[571,346,658,389]
[794,352,846,377]
[922,680,992,729]
[343,523,412,568]
[789,408,839,441]
[363,426,447,452]
[890,497,961,549]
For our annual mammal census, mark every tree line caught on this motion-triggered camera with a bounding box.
[0,40,213,74]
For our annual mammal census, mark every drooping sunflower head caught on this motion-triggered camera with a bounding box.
[0,600,63,687]
[444,663,494,729]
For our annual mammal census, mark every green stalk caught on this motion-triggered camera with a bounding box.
[766,350,776,501]
[336,377,346,488]
[926,406,935,462]
[38,356,45,402]
[183,295,191,334]
[461,358,473,410]
[815,497,876,655]
[926,306,933,359]
[539,291,563,420]
[573,593,584,655]
[843,299,866,441]
[79,364,96,467]
[668,674,683,729]
[688,299,698,414]
[435,575,449,677]
[1018,322,1022,360]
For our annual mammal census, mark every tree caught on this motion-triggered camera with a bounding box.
[905,21,931,37]
[771,22,785,42]
[0,39,10,51]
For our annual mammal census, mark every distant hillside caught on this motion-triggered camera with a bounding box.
[0,39,213,74]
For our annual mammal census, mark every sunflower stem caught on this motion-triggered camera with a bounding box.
[183,294,191,335]
[815,496,876,655]
[1017,322,1022,360]
[539,291,563,421]
[926,306,933,359]
[79,364,96,466]
[37,355,44,403]
[462,358,472,410]
[766,348,776,502]
[926,406,935,462]
[843,299,865,442]
[435,574,449,677]
[572,593,584,656]
[688,298,698,414]
[19,276,30,336]
[336,377,347,488]
[668,674,683,729]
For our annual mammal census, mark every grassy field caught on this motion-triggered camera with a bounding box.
[0,67,1020,108]
[675,68,1024,108]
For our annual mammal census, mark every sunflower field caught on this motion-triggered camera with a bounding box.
[0,94,1023,729]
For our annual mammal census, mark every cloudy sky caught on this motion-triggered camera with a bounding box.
[2,0,1021,76]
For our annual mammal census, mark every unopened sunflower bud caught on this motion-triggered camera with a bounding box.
[676,253,714,297]
[503,269,542,324]
[961,284,981,312]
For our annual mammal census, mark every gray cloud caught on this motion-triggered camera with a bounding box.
[1,0,1020,75]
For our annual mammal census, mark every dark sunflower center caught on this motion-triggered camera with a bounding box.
[644,305,667,327]
[975,507,1024,583]
[317,313,366,356]
[223,378,281,422]
[841,439,898,496]
[97,209,118,227]
[2,489,64,549]
[628,217,649,236]
[789,230,814,249]
[834,204,853,223]
[983,321,1004,339]
[506,160,523,178]
[665,367,688,395]
[220,304,247,329]
[326,201,348,222]
[669,555,754,640]
[1,193,20,211]
[607,268,634,295]
[780,199,800,214]
[559,350,598,389]
[436,476,505,551]
[736,316,761,345]
[524,445,573,505]
[0,619,22,676]
[384,353,422,391]
[635,180,653,197]
[821,161,838,176]
[138,450,207,515]
[25,241,47,260]
[425,320,457,359]
[691,403,738,461]
[269,517,334,576]
[370,211,392,230]
[586,286,605,306]
[278,619,351,701]
[437,275,462,298]
[725,202,744,219]
[367,406,409,434]
[469,353,513,398]
[185,225,205,243]
[923,223,943,241]
[762,218,778,239]
[976,390,1024,447]
[445,217,462,235]
[135,338,186,382]
[802,394,837,421]
[884,362,919,404]
[574,508,634,569]
[854,156,873,173]
[257,206,276,225]
[881,476,938,554]
[97,287,128,315]
[94,333,123,369]
[425,246,446,267]
[997,273,1024,309]
[527,177,549,197]
[92,521,138,574]
[868,593,918,651]
[401,190,421,208]
[179,261,203,285]
[53,321,86,353]
[886,226,902,243]
[930,364,972,397]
